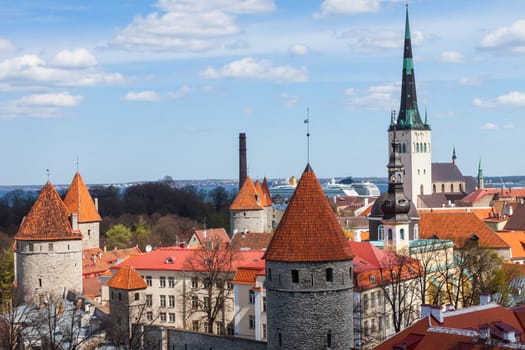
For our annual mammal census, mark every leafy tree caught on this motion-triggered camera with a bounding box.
[0,247,14,307]
[106,224,133,249]
[132,216,152,251]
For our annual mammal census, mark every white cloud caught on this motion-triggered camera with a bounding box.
[481,122,498,130]
[0,39,15,53]
[0,54,123,90]
[52,48,97,68]
[200,57,308,83]
[279,92,299,108]
[338,29,424,52]
[459,77,483,86]
[480,19,525,54]
[315,0,380,18]
[0,92,83,119]
[439,51,465,63]
[345,82,400,110]
[167,85,214,99]
[474,91,525,108]
[288,44,311,56]
[123,91,161,102]
[156,0,275,14]
[17,92,83,107]
[112,0,275,52]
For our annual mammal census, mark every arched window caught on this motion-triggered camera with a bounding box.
[378,224,384,241]
[400,228,405,240]
[433,184,436,193]
[416,143,420,153]
[388,229,393,241]
[450,184,454,192]
[423,143,427,152]
[414,224,419,240]
[420,184,424,195]
[441,184,445,192]
[460,184,463,192]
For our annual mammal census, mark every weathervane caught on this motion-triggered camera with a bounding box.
[304,107,310,164]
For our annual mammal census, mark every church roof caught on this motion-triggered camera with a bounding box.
[63,172,101,223]
[261,177,273,206]
[263,164,354,262]
[229,176,263,211]
[107,266,147,290]
[15,182,82,241]
[431,162,464,182]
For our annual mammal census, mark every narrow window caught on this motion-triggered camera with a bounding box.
[433,184,436,193]
[249,315,256,329]
[160,276,166,288]
[400,228,405,240]
[441,184,445,192]
[268,268,272,281]
[327,329,332,348]
[146,276,152,286]
[134,293,139,301]
[451,184,454,192]
[378,224,384,241]
[291,269,299,283]
[29,243,33,252]
[388,229,393,241]
[48,243,53,251]
[249,290,255,304]
[39,278,42,287]
[326,268,333,282]
[278,330,282,347]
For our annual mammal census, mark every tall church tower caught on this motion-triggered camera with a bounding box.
[388,5,431,205]
[264,164,354,350]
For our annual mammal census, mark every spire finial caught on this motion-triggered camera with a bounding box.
[452,146,457,165]
[46,168,50,182]
[76,155,79,172]
[304,107,311,164]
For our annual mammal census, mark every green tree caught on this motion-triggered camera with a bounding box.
[132,216,152,250]
[0,247,14,307]
[106,224,133,249]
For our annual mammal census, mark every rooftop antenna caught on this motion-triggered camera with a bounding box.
[304,107,310,164]
[46,168,50,182]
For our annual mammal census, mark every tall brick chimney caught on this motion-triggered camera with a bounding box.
[239,132,247,189]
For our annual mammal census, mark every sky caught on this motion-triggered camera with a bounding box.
[1,0,525,185]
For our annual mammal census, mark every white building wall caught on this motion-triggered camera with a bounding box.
[79,221,100,249]
[230,210,266,235]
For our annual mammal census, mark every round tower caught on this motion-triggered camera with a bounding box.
[264,164,354,350]
[14,182,83,304]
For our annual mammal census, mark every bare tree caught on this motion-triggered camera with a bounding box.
[182,238,236,334]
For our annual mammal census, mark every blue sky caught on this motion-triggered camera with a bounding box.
[1,0,525,185]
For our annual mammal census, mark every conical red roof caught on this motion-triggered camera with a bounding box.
[229,176,263,210]
[262,177,273,207]
[264,164,354,262]
[108,266,147,290]
[63,172,101,223]
[15,182,82,241]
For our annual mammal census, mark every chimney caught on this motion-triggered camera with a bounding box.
[94,197,99,211]
[480,293,491,305]
[239,133,247,190]
[430,305,443,323]
[71,213,78,231]
[420,304,431,318]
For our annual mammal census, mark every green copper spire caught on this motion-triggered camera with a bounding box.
[390,5,430,131]
[477,157,484,189]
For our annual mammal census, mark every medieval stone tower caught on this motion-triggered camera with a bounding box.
[388,5,432,205]
[264,164,354,350]
[108,265,147,346]
[14,182,83,304]
[63,172,102,249]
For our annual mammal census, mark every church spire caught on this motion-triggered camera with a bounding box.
[392,4,429,131]
[477,158,484,189]
[452,146,457,165]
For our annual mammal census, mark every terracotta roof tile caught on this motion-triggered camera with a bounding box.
[262,178,273,206]
[263,164,354,262]
[230,231,273,250]
[82,247,142,277]
[418,207,492,220]
[419,212,510,249]
[63,172,101,223]
[229,176,263,211]
[192,228,231,247]
[15,182,82,241]
[497,231,525,259]
[107,266,147,290]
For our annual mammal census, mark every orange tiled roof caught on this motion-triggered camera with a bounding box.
[63,172,101,223]
[262,177,273,206]
[418,207,492,220]
[82,247,142,277]
[419,211,510,249]
[230,231,273,250]
[107,266,147,290]
[229,176,263,211]
[263,164,354,262]
[15,182,82,241]
[497,231,525,260]
[376,303,525,350]
[193,228,231,246]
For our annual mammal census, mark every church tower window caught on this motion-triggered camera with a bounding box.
[378,225,384,240]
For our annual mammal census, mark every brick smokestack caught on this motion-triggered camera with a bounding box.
[239,133,247,190]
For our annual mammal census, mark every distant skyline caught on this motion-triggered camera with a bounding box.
[2,0,525,185]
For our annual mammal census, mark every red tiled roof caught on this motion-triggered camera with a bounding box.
[229,176,263,211]
[418,207,492,220]
[230,231,273,250]
[263,164,354,262]
[63,172,102,223]
[82,277,101,299]
[114,246,265,273]
[376,303,525,350]
[107,266,147,290]
[419,212,510,249]
[497,231,525,260]
[262,177,273,206]
[193,228,231,247]
[83,247,142,277]
[15,182,82,241]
